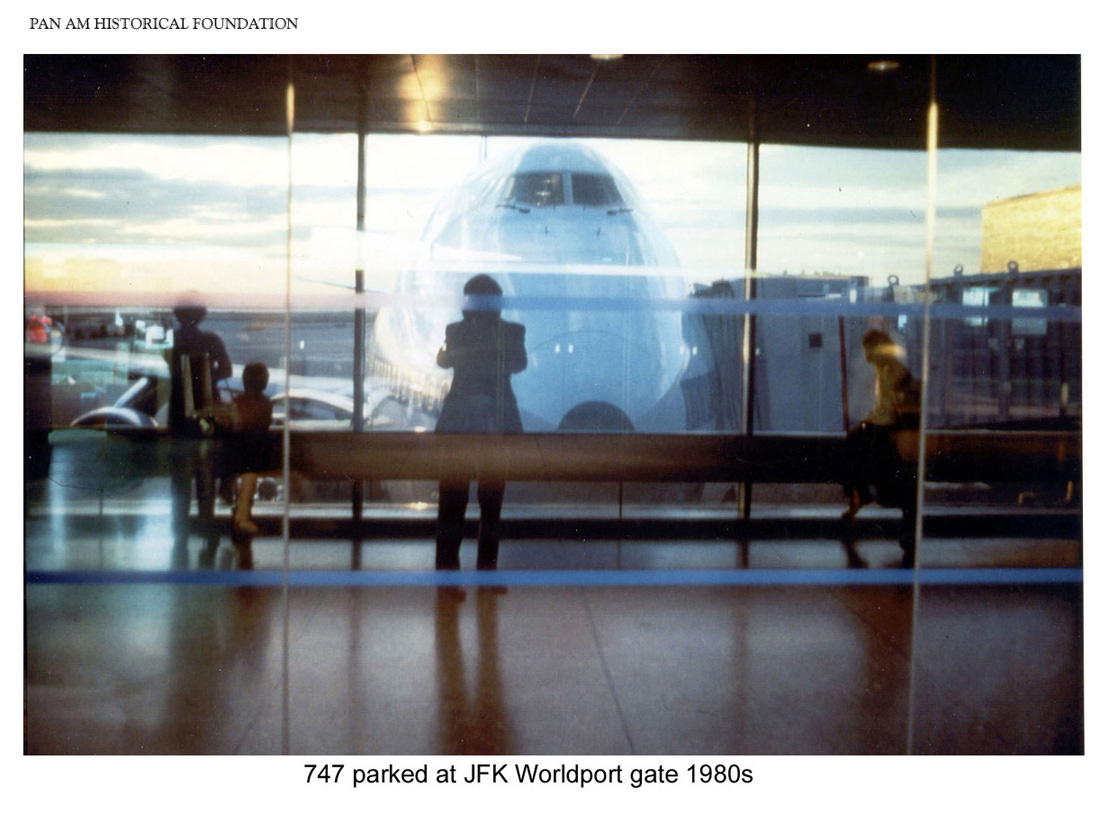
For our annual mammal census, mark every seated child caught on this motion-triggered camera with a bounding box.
[227,362,278,541]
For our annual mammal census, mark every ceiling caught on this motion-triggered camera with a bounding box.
[24,54,1081,151]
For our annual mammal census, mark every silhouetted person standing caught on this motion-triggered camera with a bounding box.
[167,303,232,566]
[168,304,232,436]
[434,275,527,571]
[25,312,55,515]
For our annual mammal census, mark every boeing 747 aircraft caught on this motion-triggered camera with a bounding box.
[367,140,713,434]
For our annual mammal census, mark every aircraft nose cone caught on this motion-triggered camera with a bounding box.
[516,331,671,430]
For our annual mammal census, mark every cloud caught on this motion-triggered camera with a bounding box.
[24,133,1081,293]
[23,164,354,250]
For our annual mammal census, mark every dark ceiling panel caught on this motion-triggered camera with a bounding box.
[23,54,1081,150]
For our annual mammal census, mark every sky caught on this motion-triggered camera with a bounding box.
[23,129,1081,306]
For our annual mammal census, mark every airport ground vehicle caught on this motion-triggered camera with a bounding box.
[71,368,360,432]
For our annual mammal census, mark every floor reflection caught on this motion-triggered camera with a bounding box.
[25,580,1082,754]
[25,585,285,754]
[435,586,512,754]
[24,457,1083,755]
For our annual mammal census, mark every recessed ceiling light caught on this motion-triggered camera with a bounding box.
[867,60,901,73]
[590,54,624,62]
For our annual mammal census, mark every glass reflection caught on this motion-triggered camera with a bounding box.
[23,131,1083,557]
[22,60,1083,759]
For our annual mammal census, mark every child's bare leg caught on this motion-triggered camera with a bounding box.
[233,473,260,537]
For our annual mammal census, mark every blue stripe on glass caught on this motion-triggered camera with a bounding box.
[25,568,1083,588]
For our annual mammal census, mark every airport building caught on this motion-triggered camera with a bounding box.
[24,55,1082,757]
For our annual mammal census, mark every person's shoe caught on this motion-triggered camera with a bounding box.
[232,519,259,538]
[842,487,866,521]
[845,548,867,569]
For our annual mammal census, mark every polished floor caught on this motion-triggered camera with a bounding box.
[26,577,1082,755]
[24,483,1083,755]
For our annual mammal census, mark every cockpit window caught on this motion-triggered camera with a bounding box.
[503,172,564,207]
[571,173,623,206]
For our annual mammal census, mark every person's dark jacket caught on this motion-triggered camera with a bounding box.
[435,314,526,434]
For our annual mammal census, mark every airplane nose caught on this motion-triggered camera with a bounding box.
[517,330,672,430]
